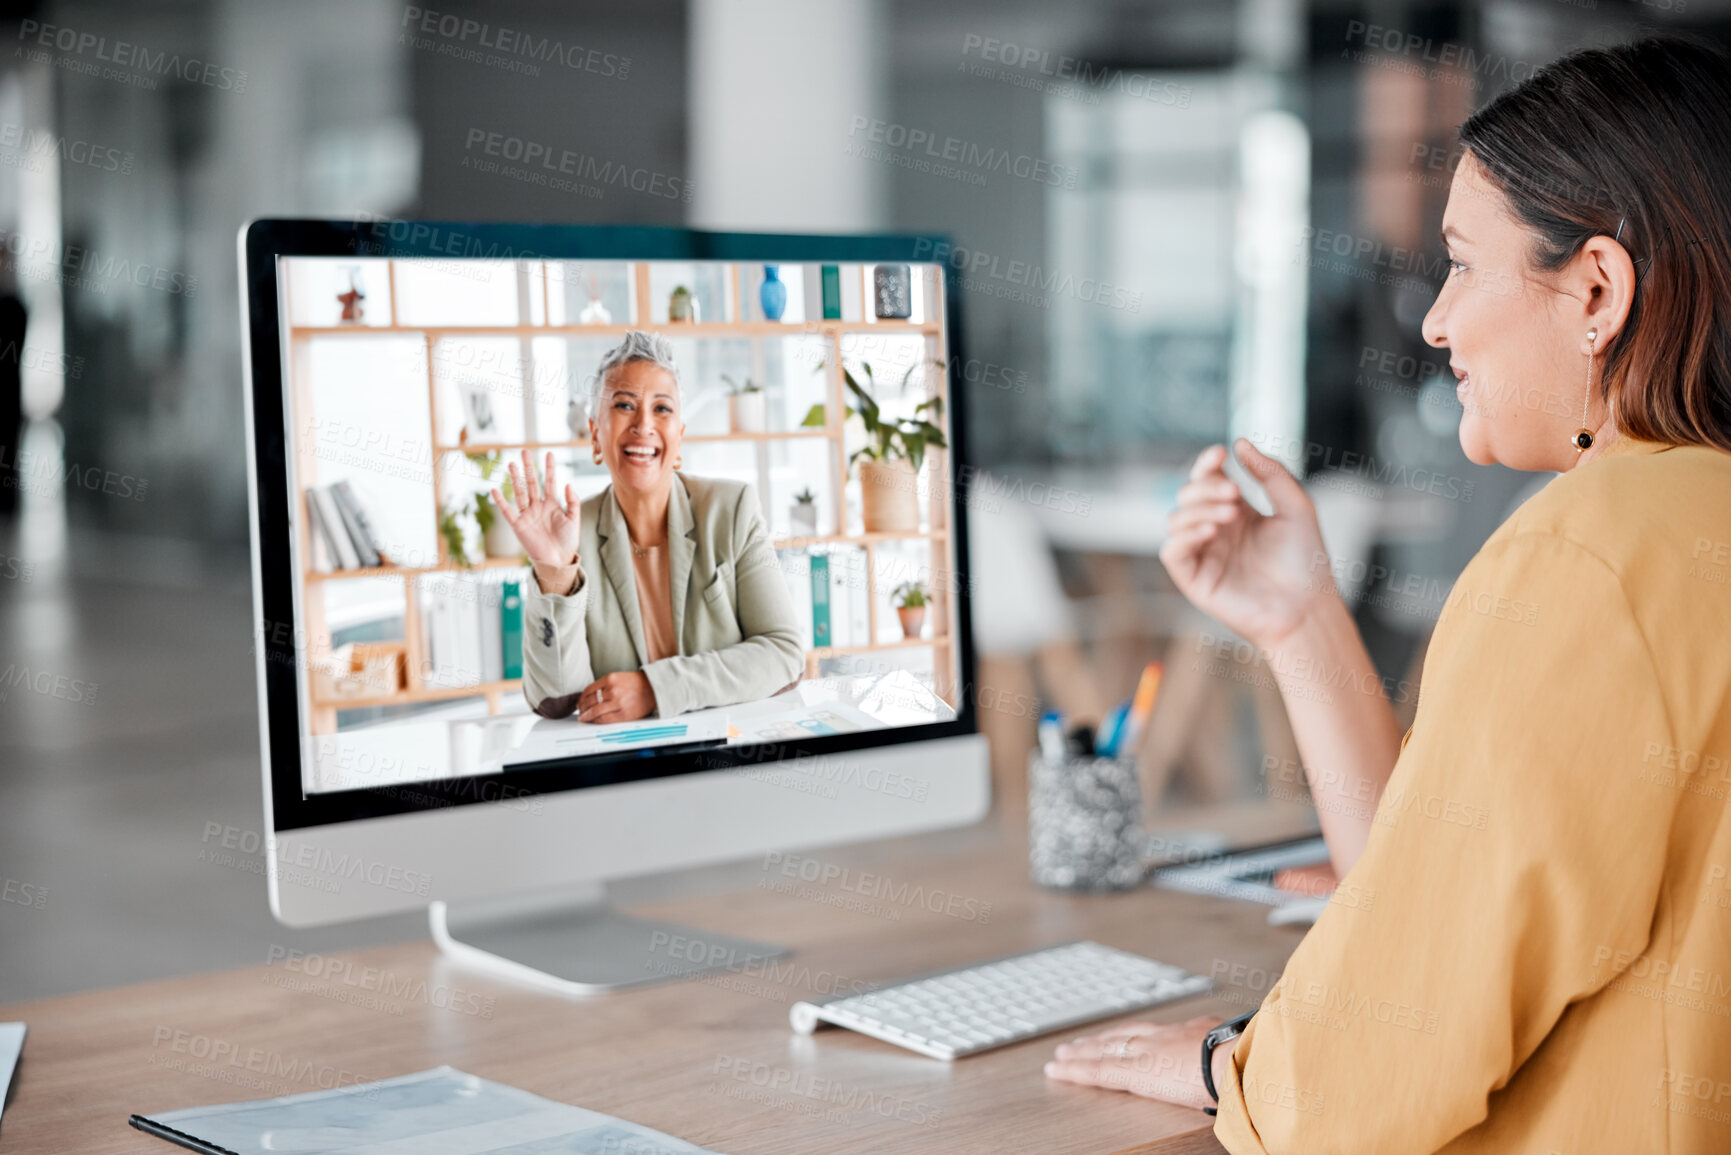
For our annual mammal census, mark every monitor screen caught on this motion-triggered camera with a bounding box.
[255,232,971,821]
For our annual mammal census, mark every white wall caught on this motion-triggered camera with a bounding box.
[688,0,887,232]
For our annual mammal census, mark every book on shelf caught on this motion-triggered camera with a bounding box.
[304,482,389,571]
[330,479,386,567]
[303,494,335,574]
[420,571,527,692]
[308,487,360,569]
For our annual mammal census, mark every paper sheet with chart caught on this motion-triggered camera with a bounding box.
[130,1066,722,1155]
[503,694,882,770]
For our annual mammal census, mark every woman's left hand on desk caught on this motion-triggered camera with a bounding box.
[577,671,657,724]
[1044,1015,1223,1110]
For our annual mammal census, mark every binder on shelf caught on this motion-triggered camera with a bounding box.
[776,551,814,650]
[501,580,524,680]
[477,578,503,685]
[329,480,383,567]
[422,574,481,689]
[832,547,871,646]
[820,265,842,320]
[810,553,831,648]
[309,487,360,569]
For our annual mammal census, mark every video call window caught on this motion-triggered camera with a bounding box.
[277,256,960,794]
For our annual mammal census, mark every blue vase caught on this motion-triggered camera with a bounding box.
[759,265,787,322]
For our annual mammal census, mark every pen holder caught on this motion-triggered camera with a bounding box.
[1027,751,1146,892]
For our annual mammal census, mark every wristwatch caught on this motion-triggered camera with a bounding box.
[1200,1011,1256,1116]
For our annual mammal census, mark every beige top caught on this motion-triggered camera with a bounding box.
[1215,435,1731,1154]
[520,474,804,719]
[630,540,677,663]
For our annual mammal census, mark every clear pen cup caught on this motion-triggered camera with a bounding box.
[1027,750,1146,892]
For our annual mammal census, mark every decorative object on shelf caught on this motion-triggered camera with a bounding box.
[892,581,929,639]
[566,398,588,441]
[310,642,404,700]
[790,487,818,537]
[802,358,947,533]
[759,265,787,321]
[873,264,912,319]
[457,380,498,439]
[723,374,767,433]
[820,265,842,320]
[578,274,612,324]
[337,266,365,323]
[668,284,698,323]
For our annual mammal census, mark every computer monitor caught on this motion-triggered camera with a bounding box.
[239,218,989,994]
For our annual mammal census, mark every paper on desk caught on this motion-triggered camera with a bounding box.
[0,1021,23,1126]
[504,710,730,769]
[132,1066,723,1155]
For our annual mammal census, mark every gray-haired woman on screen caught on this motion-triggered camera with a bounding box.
[493,331,803,723]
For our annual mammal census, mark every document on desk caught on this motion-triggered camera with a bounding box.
[0,1021,23,1128]
[504,710,731,769]
[130,1065,723,1154]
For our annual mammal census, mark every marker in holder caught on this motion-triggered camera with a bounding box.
[1027,750,1145,892]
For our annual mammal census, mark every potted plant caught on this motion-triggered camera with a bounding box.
[443,452,522,567]
[789,487,818,537]
[801,359,946,533]
[668,284,698,323]
[892,581,929,639]
[723,374,767,433]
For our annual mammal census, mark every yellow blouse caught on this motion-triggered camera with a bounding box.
[1216,435,1731,1154]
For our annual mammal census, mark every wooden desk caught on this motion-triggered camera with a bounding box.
[0,809,1309,1154]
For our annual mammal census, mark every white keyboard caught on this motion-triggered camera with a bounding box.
[788,941,1211,1060]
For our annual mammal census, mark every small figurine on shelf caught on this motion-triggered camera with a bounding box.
[789,488,818,537]
[337,266,366,323]
[566,396,589,441]
[668,284,698,323]
[892,581,929,639]
[723,374,766,433]
[578,274,612,324]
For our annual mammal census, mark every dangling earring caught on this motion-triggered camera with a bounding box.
[1571,327,1598,452]
[592,448,603,465]
[673,454,683,470]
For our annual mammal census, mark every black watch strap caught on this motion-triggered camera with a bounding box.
[1201,1011,1256,1116]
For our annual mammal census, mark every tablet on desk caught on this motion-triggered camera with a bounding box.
[1147,834,1331,906]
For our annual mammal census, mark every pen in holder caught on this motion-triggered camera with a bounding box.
[1027,750,1145,892]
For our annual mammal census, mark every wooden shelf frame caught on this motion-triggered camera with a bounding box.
[287,258,958,733]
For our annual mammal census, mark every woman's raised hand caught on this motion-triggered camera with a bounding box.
[1158,439,1333,648]
[493,450,581,570]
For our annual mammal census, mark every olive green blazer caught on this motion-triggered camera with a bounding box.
[521,473,803,718]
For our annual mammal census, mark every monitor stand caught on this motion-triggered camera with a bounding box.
[429,881,790,996]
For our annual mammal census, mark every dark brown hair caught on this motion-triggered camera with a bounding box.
[1459,36,1731,452]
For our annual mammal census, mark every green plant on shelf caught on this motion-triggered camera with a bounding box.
[794,487,816,505]
[891,581,929,609]
[801,359,947,473]
[441,451,518,568]
[721,374,763,394]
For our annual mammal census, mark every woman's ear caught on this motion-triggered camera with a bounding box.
[1575,233,1638,345]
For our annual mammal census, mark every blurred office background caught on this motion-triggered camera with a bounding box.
[1,0,1721,1001]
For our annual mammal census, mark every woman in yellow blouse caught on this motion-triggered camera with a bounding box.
[1045,37,1731,1153]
